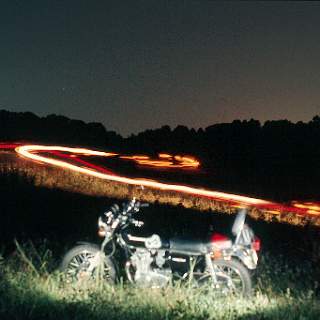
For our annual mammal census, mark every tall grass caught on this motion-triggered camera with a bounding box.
[1,151,320,227]
[0,241,319,320]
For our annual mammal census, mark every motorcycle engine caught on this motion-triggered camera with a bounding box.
[129,248,172,288]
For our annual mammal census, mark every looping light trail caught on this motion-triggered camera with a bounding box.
[15,145,270,206]
[8,144,320,219]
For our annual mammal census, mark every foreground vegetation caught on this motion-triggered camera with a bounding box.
[0,242,319,320]
[0,162,319,319]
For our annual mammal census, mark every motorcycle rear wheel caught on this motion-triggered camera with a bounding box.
[59,244,116,284]
[192,258,252,297]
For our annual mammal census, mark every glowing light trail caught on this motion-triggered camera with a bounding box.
[291,201,320,216]
[1,143,317,219]
[16,145,271,207]
[120,153,200,168]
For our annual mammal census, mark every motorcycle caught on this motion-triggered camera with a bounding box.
[60,198,261,296]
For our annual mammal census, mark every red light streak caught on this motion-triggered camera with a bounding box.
[0,143,21,149]
[291,201,320,216]
[0,143,316,219]
[15,145,271,207]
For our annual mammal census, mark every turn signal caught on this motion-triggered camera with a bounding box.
[212,249,222,259]
[98,227,106,237]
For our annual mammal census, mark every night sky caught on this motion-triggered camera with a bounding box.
[1,1,320,136]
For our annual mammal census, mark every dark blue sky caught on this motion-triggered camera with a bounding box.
[1,1,320,136]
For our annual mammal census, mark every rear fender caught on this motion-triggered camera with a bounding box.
[232,249,258,270]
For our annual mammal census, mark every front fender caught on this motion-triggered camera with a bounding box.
[76,241,100,250]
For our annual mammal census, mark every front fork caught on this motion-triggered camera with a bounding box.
[86,236,112,273]
[86,251,106,273]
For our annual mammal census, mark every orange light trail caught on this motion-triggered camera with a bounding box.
[119,153,200,168]
[7,144,320,219]
[291,201,320,216]
[15,145,270,207]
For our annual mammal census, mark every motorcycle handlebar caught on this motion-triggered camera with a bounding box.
[107,200,149,217]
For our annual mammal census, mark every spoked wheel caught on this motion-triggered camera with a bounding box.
[59,244,116,284]
[192,258,252,297]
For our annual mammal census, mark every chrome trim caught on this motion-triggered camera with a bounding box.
[171,257,187,263]
[127,234,147,242]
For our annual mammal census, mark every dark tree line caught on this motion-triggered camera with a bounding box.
[2,109,320,200]
[0,110,122,148]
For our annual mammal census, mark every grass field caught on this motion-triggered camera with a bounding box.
[0,153,320,319]
[0,242,319,320]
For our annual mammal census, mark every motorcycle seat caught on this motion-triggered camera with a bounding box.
[169,237,207,255]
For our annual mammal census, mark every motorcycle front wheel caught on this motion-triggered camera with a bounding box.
[59,244,116,284]
[192,258,252,297]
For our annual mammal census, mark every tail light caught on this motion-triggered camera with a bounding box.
[210,233,232,259]
[210,233,232,249]
[252,236,261,251]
